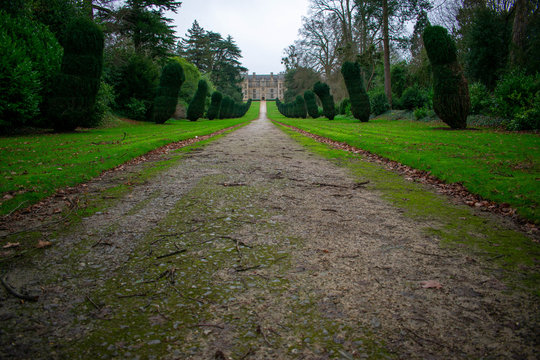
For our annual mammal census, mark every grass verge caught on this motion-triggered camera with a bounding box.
[273,121,539,296]
[0,102,260,215]
[267,101,539,224]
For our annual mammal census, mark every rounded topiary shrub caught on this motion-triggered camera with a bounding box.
[400,86,426,110]
[153,61,185,124]
[304,90,319,118]
[48,17,104,131]
[341,61,370,122]
[313,82,335,120]
[370,92,390,116]
[339,98,351,115]
[207,91,222,120]
[423,25,470,129]
[187,79,208,121]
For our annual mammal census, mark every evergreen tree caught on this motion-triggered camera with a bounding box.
[48,17,104,131]
[341,61,370,122]
[187,79,208,121]
[152,61,185,124]
[423,26,470,129]
[313,82,335,120]
[207,91,222,120]
[304,90,319,118]
[113,0,180,59]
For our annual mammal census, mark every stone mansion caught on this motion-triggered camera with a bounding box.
[241,72,284,101]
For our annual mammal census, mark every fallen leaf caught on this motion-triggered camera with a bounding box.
[36,240,52,248]
[420,280,443,289]
[3,194,13,200]
[3,242,20,249]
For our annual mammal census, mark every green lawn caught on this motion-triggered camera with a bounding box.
[0,102,259,215]
[267,101,540,224]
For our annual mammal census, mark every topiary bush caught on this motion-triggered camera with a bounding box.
[295,95,307,118]
[313,82,335,120]
[207,91,222,120]
[423,25,470,129]
[0,10,62,131]
[400,86,426,110]
[370,91,390,116]
[187,79,208,121]
[152,61,185,124]
[341,61,370,122]
[47,17,104,131]
[304,90,319,118]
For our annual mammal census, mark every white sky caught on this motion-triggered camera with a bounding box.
[169,0,311,74]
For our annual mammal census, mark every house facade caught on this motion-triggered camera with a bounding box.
[241,72,285,101]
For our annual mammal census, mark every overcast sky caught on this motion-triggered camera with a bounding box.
[169,0,311,75]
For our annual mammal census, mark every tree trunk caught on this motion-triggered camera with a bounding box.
[510,0,528,67]
[382,0,392,108]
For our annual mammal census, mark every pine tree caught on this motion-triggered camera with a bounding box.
[187,79,208,121]
[152,61,185,124]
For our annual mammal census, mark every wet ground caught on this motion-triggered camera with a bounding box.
[0,102,538,359]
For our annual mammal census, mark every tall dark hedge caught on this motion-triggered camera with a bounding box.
[313,82,335,120]
[341,61,370,122]
[207,91,222,120]
[152,61,185,124]
[295,95,307,118]
[187,79,208,121]
[304,90,318,118]
[423,26,470,129]
[48,17,104,131]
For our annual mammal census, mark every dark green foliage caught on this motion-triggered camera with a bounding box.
[207,91,223,120]
[313,82,335,120]
[338,98,351,116]
[295,96,307,118]
[181,22,246,100]
[491,70,540,128]
[423,25,470,129]
[187,79,208,121]
[304,90,319,118]
[399,86,426,110]
[153,61,185,124]
[422,26,457,66]
[48,17,104,131]
[507,92,540,131]
[391,64,408,99]
[465,8,510,90]
[217,96,250,119]
[0,10,62,131]
[341,61,370,122]
[115,54,159,117]
[469,82,491,115]
[370,92,390,116]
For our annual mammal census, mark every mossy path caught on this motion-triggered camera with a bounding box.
[0,102,538,359]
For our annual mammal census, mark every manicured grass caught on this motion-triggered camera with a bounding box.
[267,101,540,223]
[0,102,260,215]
